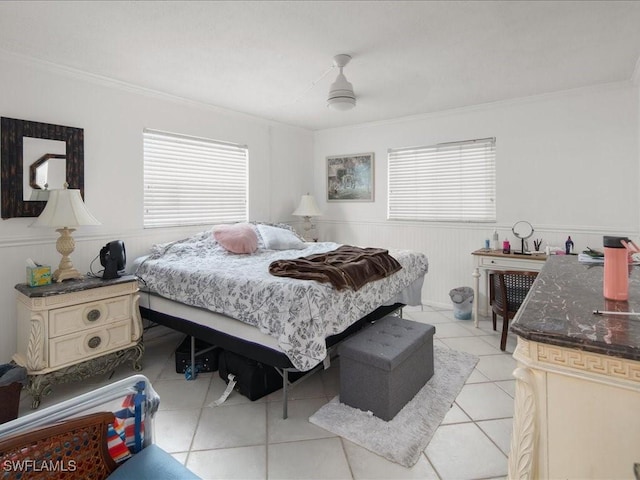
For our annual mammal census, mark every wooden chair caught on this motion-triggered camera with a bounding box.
[0,412,118,480]
[489,270,538,351]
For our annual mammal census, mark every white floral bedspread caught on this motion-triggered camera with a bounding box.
[135,229,429,370]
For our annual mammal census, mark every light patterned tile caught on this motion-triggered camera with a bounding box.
[154,409,200,453]
[432,323,477,338]
[425,423,507,479]
[442,403,471,425]
[477,418,513,455]
[475,354,517,381]
[455,383,514,421]
[153,376,212,410]
[268,437,352,479]
[187,445,266,479]
[343,439,439,479]
[439,336,502,356]
[267,397,335,444]
[465,368,490,384]
[495,380,516,398]
[192,402,266,450]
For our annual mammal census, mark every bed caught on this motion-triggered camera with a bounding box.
[133,224,429,416]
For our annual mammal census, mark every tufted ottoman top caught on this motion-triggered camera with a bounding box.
[339,316,435,371]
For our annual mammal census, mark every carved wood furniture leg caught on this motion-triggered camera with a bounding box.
[129,341,145,371]
[25,340,144,409]
[25,375,50,409]
[508,366,537,479]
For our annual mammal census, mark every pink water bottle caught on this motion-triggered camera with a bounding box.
[603,236,630,301]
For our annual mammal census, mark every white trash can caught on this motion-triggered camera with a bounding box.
[449,287,474,320]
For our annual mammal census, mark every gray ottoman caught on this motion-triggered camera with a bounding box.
[339,316,435,421]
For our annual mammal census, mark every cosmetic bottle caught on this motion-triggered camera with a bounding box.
[492,230,499,250]
[502,240,511,254]
[565,236,574,255]
[603,236,629,301]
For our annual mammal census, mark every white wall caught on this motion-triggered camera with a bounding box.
[0,53,314,362]
[313,83,640,307]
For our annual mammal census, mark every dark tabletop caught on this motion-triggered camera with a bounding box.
[511,255,640,361]
[15,275,137,298]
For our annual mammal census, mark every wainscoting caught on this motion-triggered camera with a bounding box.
[315,219,637,309]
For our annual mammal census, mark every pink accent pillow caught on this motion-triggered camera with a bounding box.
[213,223,258,254]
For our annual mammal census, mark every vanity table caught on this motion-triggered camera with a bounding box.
[508,256,640,479]
[471,249,547,326]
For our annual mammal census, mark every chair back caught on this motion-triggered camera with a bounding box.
[490,270,538,316]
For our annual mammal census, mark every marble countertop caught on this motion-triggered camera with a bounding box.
[15,275,137,297]
[511,255,640,361]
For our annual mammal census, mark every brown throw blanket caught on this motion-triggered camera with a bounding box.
[269,245,402,291]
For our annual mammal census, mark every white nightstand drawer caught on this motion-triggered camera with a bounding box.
[49,319,133,368]
[478,255,544,271]
[48,295,132,338]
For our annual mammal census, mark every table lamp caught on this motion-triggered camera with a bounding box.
[30,184,101,282]
[292,194,322,241]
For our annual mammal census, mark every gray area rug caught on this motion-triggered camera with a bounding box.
[309,345,479,468]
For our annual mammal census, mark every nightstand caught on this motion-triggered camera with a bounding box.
[13,275,143,408]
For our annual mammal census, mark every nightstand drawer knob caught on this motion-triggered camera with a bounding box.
[87,309,101,322]
[88,336,102,349]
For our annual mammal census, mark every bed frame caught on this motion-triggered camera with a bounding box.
[139,302,404,418]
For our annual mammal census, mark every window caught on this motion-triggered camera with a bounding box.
[143,129,248,228]
[388,137,495,222]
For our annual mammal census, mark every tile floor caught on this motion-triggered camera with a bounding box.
[17,305,517,480]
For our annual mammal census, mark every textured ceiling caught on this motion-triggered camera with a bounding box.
[1,1,640,130]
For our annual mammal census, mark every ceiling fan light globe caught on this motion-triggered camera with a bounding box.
[327,97,356,110]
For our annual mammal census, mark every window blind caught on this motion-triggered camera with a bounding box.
[143,129,248,228]
[388,137,496,222]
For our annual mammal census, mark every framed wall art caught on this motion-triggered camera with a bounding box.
[326,152,374,202]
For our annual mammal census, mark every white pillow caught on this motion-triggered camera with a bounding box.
[256,224,306,250]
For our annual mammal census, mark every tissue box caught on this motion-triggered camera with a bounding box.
[26,266,52,287]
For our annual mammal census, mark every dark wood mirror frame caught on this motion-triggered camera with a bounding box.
[1,117,84,218]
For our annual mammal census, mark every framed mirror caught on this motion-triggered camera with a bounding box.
[1,117,84,218]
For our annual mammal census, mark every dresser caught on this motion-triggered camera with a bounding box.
[508,256,640,479]
[471,249,547,326]
[13,276,144,408]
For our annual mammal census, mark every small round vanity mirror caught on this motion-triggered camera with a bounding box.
[512,221,534,253]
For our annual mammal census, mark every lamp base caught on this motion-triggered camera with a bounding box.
[53,227,84,283]
[301,216,318,242]
[53,267,84,283]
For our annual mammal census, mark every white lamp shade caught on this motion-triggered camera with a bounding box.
[31,188,101,228]
[292,195,322,217]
